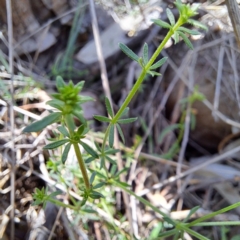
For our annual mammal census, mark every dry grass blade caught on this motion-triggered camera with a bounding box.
[5,0,15,239]
[138,144,240,196]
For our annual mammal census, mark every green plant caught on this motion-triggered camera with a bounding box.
[23,1,240,239]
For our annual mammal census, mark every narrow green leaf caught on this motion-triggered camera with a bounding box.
[90,172,96,184]
[115,167,129,178]
[56,76,65,90]
[93,169,107,179]
[49,190,62,198]
[78,95,94,104]
[75,81,85,91]
[106,156,117,165]
[89,191,104,199]
[93,182,105,189]
[177,31,193,50]
[187,19,208,31]
[152,19,171,29]
[105,97,114,118]
[109,124,115,148]
[72,109,86,124]
[117,117,137,124]
[80,141,98,158]
[57,126,69,137]
[23,112,62,133]
[138,57,144,68]
[44,139,69,149]
[143,43,148,65]
[105,148,120,154]
[178,27,200,35]
[100,157,104,169]
[172,31,180,44]
[82,127,89,136]
[82,208,96,214]
[119,43,139,62]
[116,124,125,144]
[94,115,111,122]
[147,70,161,77]
[150,57,168,70]
[62,142,71,163]
[94,142,101,152]
[77,124,85,136]
[47,99,64,110]
[166,8,175,25]
[110,164,117,176]
[183,206,200,223]
[85,156,95,164]
[117,181,131,187]
[163,217,176,226]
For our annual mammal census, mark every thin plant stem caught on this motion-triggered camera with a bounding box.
[187,201,240,227]
[112,19,182,124]
[73,142,90,190]
[64,114,90,190]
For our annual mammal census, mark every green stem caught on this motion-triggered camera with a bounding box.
[112,19,183,124]
[64,114,90,190]
[73,142,90,189]
[101,125,111,176]
[49,198,77,210]
[113,180,169,218]
[186,201,240,227]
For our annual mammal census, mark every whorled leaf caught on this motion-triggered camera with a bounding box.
[178,26,200,35]
[61,142,71,163]
[150,57,168,70]
[183,206,200,223]
[116,123,125,144]
[90,172,97,184]
[177,31,193,50]
[93,182,105,189]
[187,19,208,31]
[143,43,149,66]
[109,124,115,148]
[110,164,117,176]
[80,141,98,158]
[152,19,171,29]
[105,97,114,118]
[56,76,65,90]
[89,190,104,199]
[57,125,69,138]
[172,31,180,44]
[94,115,111,123]
[166,8,175,26]
[77,124,85,136]
[147,70,161,77]
[119,43,139,62]
[117,117,137,124]
[23,112,62,133]
[44,139,70,149]
[106,156,117,165]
